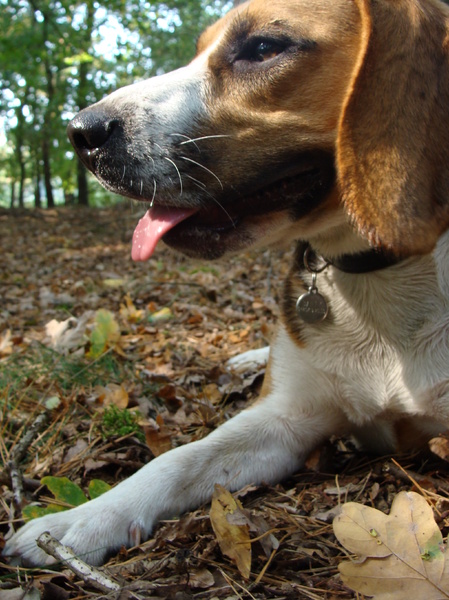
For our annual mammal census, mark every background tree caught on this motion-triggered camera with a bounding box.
[0,0,230,209]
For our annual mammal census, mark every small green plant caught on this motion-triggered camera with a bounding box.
[23,476,111,521]
[101,405,145,442]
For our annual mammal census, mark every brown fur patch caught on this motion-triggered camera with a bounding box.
[338,0,449,255]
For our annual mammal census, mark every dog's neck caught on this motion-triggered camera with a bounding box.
[302,219,404,273]
[299,242,402,274]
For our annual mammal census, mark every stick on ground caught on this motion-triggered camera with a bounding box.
[36,532,121,594]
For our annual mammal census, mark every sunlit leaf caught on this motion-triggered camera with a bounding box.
[210,484,251,579]
[41,476,88,507]
[334,491,449,599]
[88,479,111,500]
[88,309,121,358]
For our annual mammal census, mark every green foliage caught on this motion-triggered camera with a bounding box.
[88,309,120,358]
[0,343,126,417]
[88,478,112,499]
[0,0,230,208]
[101,405,145,442]
[22,476,111,520]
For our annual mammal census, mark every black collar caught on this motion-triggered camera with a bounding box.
[298,242,403,274]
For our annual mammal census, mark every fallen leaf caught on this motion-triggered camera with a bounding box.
[119,294,144,322]
[88,479,111,499]
[41,475,88,507]
[148,306,173,323]
[88,309,121,357]
[45,312,92,353]
[0,329,13,356]
[210,484,251,579]
[188,567,215,589]
[103,277,127,288]
[22,476,111,521]
[429,434,449,462]
[333,491,449,599]
[44,395,62,410]
[95,383,129,408]
[144,414,172,456]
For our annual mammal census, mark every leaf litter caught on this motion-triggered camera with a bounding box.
[1,205,449,599]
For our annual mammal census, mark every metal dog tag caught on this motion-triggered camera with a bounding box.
[296,288,328,323]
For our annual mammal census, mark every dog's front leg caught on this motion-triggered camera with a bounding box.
[4,332,345,566]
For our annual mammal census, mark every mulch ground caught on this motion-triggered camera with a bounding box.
[0,203,448,599]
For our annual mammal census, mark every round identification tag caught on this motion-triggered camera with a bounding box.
[296,289,328,323]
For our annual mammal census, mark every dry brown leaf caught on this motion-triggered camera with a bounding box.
[429,434,449,462]
[333,491,449,599]
[0,329,13,356]
[210,484,251,579]
[144,414,173,456]
[188,567,215,589]
[95,383,129,408]
[45,312,92,353]
[119,294,144,323]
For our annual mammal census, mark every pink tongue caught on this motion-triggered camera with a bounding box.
[132,205,197,261]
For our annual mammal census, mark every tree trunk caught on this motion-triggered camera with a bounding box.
[75,1,95,206]
[10,181,16,209]
[34,158,42,208]
[42,18,55,208]
[17,148,25,209]
[42,136,54,207]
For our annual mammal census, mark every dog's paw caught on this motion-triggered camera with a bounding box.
[3,501,148,566]
[226,346,269,373]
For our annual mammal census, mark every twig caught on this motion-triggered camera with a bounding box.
[7,461,25,510]
[0,472,40,490]
[385,459,449,494]
[36,532,121,593]
[7,411,50,508]
[10,411,50,464]
[254,531,289,585]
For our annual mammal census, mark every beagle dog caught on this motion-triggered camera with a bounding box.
[5,0,449,566]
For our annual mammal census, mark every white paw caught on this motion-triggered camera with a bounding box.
[226,346,269,373]
[3,498,149,566]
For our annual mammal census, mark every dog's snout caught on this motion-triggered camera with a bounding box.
[67,109,120,170]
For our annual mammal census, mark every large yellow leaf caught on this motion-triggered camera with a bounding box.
[210,484,251,579]
[333,491,449,599]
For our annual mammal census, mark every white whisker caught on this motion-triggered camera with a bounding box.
[164,157,183,196]
[179,134,230,145]
[169,133,200,152]
[185,177,236,228]
[150,179,157,208]
[210,197,237,229]
[180,156,224,190]
[184,174,207,189]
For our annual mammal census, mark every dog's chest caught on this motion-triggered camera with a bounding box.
[279,256,449,419]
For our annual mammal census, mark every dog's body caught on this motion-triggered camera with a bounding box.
[5,0,449,566]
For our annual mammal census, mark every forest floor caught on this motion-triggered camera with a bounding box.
[1,203,449,600]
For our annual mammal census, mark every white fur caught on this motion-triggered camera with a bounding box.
[226,346,270,372]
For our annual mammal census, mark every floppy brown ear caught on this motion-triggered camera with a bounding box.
[337,0,449,255]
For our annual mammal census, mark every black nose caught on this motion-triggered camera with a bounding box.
[67,109,119,171]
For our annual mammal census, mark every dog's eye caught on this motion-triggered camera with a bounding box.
[238,38,286,63]
[252,40,284,62]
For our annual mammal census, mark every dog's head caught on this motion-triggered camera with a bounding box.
[68,0,449,260]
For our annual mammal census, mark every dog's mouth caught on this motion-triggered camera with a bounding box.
[132,152,335,261]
